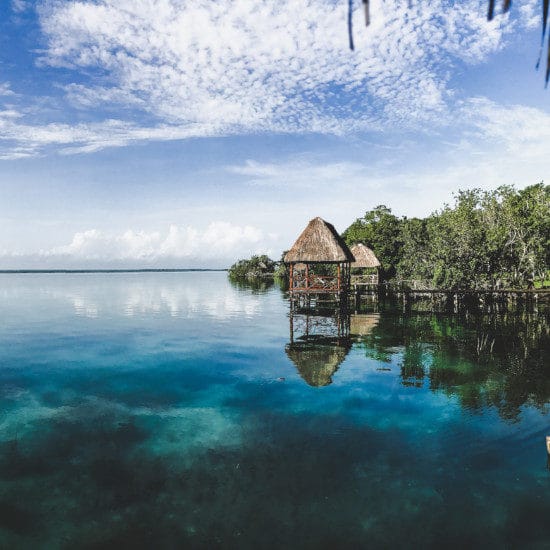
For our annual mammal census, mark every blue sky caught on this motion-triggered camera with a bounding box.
[0,0,548,268]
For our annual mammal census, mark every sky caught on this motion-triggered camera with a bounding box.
[0,0,548,269]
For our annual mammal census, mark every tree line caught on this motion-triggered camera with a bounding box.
[229,183,549,290]
[343,183,549,289]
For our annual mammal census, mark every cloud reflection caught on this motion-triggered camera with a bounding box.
[0,273,264,321]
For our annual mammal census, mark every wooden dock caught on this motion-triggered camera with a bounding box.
[349,284,550,312]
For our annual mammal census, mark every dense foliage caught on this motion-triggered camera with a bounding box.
[343,184,549,289]
[342,205,403,279]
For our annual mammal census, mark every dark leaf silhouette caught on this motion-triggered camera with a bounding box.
[347,0,549,85]
[487,0,496,20]
[348,0,354,50]
[363,0,370,26]
[536,0,548,70]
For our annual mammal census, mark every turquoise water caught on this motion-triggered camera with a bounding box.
[0,272,549,549]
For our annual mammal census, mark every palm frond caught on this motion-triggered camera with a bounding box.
[363,0,370,26]
[348,0,355,50]
[536,0,548,69]
[345,0,550,85]
[488,0,496,20]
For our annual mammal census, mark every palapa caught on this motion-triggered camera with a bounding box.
[284,217,354,264]
[350,243,380,268]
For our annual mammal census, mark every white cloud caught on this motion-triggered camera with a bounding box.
[226,158,373,188]
[42,222,271,263]
[462,97,550,157]
[223,98,550,219]
[0,0,532,157]
[11,0,30,13]
[0,112,221,156]
[518,2,540,30]
[37,0,506,128]
[0,83,16,97]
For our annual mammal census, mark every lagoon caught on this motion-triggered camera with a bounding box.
[0,272,549,548]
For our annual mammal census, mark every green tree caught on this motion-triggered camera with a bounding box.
[495,183,550,286]
[342,205,404,279]
[425,189,490,289]
[394,184,549,289]
[397,217,430,283]
[228,254,277,280]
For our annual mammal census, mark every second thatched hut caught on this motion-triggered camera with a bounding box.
[350,243,381,286]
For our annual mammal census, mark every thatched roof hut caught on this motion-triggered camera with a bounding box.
[285,339,351,386]
[284,217,354,264]
[350,243,380,268]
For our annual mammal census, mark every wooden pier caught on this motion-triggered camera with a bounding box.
[350,284,550,313]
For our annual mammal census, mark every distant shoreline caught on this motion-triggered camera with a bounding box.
[0,269,229,274]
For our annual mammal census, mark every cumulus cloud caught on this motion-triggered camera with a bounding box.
[42,222,271,264]
[0,0,533,157]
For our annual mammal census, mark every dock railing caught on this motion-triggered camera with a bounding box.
[292,274,342,292]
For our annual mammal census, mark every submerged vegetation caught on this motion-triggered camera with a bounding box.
[2,273,549,547]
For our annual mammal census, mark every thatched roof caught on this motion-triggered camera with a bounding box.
[350,313,380,336]
[285,339,351,387]
[350,243,381,268]
[284,217,354,264]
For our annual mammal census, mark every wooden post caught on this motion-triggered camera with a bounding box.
[289,263,294,292]
[337,264,341,292]
[305,263,309,291]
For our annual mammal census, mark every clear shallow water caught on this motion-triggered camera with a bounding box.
[0,272,549,549]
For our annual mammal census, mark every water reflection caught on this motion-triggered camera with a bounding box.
[350,313,380,336]
[0,272,267,321]
[285,312,383,387]
[228,277,279,293]
[286,337,351,387]
[355,311,550,421]
[284,298,549,422]
[286,305,352,387]
[1,274,549,547]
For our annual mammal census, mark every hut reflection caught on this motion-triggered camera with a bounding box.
[287,306,351,387]
[349,313,380,337]
[286,337,351,387]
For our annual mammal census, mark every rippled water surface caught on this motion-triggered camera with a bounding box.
[1,272,549,549]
